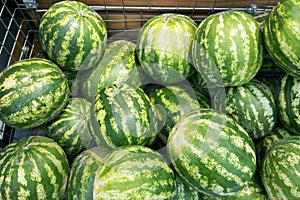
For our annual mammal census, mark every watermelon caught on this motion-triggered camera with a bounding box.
[190,10,263,87]
[91,83,158,149]
[214,79,277,139]
[167,109,256,197]
[261,136,300,199]
[256,126,292,170]
[200,171,267,199]
[0,136,69,200]
[172,175,201,200]
[252,11,285,77]
[188,71,210,98]
[276,74,300,134]
[67,147,108,200]
[93,145,177,199]
[263,0,300,78]
[80,40,142,100]
[149,84,210,145]
[45,97,95,160]
[0,58,70,129]
[39,0,107,71]
[136,13,197,84]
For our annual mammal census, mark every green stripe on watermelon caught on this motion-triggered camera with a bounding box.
[261,136,300,199]
[167,109,256,197]
[93,145,177,199]
[136,13,197,84]
[91,83,158,149]
[214,79,277,139]
[67,147,108,200]
[277,74,300,134]
[46,97,95,160]
[39,1,107,71]
[0,136,69,200]
[263,0,300,78]
[191,10,263,86]
[80,40,141,100]
[0,58,70,129]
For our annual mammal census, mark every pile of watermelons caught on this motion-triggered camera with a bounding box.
[0,0,300,199]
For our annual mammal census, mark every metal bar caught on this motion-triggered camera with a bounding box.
[36,5,275,13]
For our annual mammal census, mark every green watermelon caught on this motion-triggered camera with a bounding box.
[214,79,277,139]
[93,145,177,199]
[190,10,263,87]
[167,109,256,197]
[200,171,267,200]
[67,147,108,200]
[256,126,292,169]
[91,83,158,149]
[276,74,300,134]
[136,13,197,84]
[261,136,300,199]
[172,175,201,200]
[0,136,69,200]
[39,0,107,71]
[0,58,70,129]
[149,84,210,145]
[263,0,300,78]
[45,97,95,160]
[80,40,141,100]
[252,11,284,77]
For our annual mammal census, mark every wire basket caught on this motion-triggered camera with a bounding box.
[0,0,278,148]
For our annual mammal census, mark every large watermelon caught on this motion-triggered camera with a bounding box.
[214,79,277,139]
[263,0,300,78]
[45,97,95,160]
[67,147,108,200]
[261,136,300,199]
[167,109,256,197]
[91,83,158,149]
[93,145,177,199]
[80,40,142,100]
[190,10,263,87]
[39,0,107,71]
[136,13,197,84]
[0,136,69,200]
[276,74,300,134]
[0,58,70,129]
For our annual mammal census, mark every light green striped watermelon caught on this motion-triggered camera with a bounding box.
[91,83,158,149]
[39,0,107,71]
[214,79,277,139]
[67,147,108,200]
[149,84,210,145]
[0,58,70,129]
[136,13,197,84]
[0,136,69,200]
[191,10,263,87]
[45,98,95,160]
[167,109,256,197]
[80,40,141,100]
[256,126,292,169]
[276,74,300,134]
[263,0,300,78]
[93,145,177,199]
[261,136,300,199]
